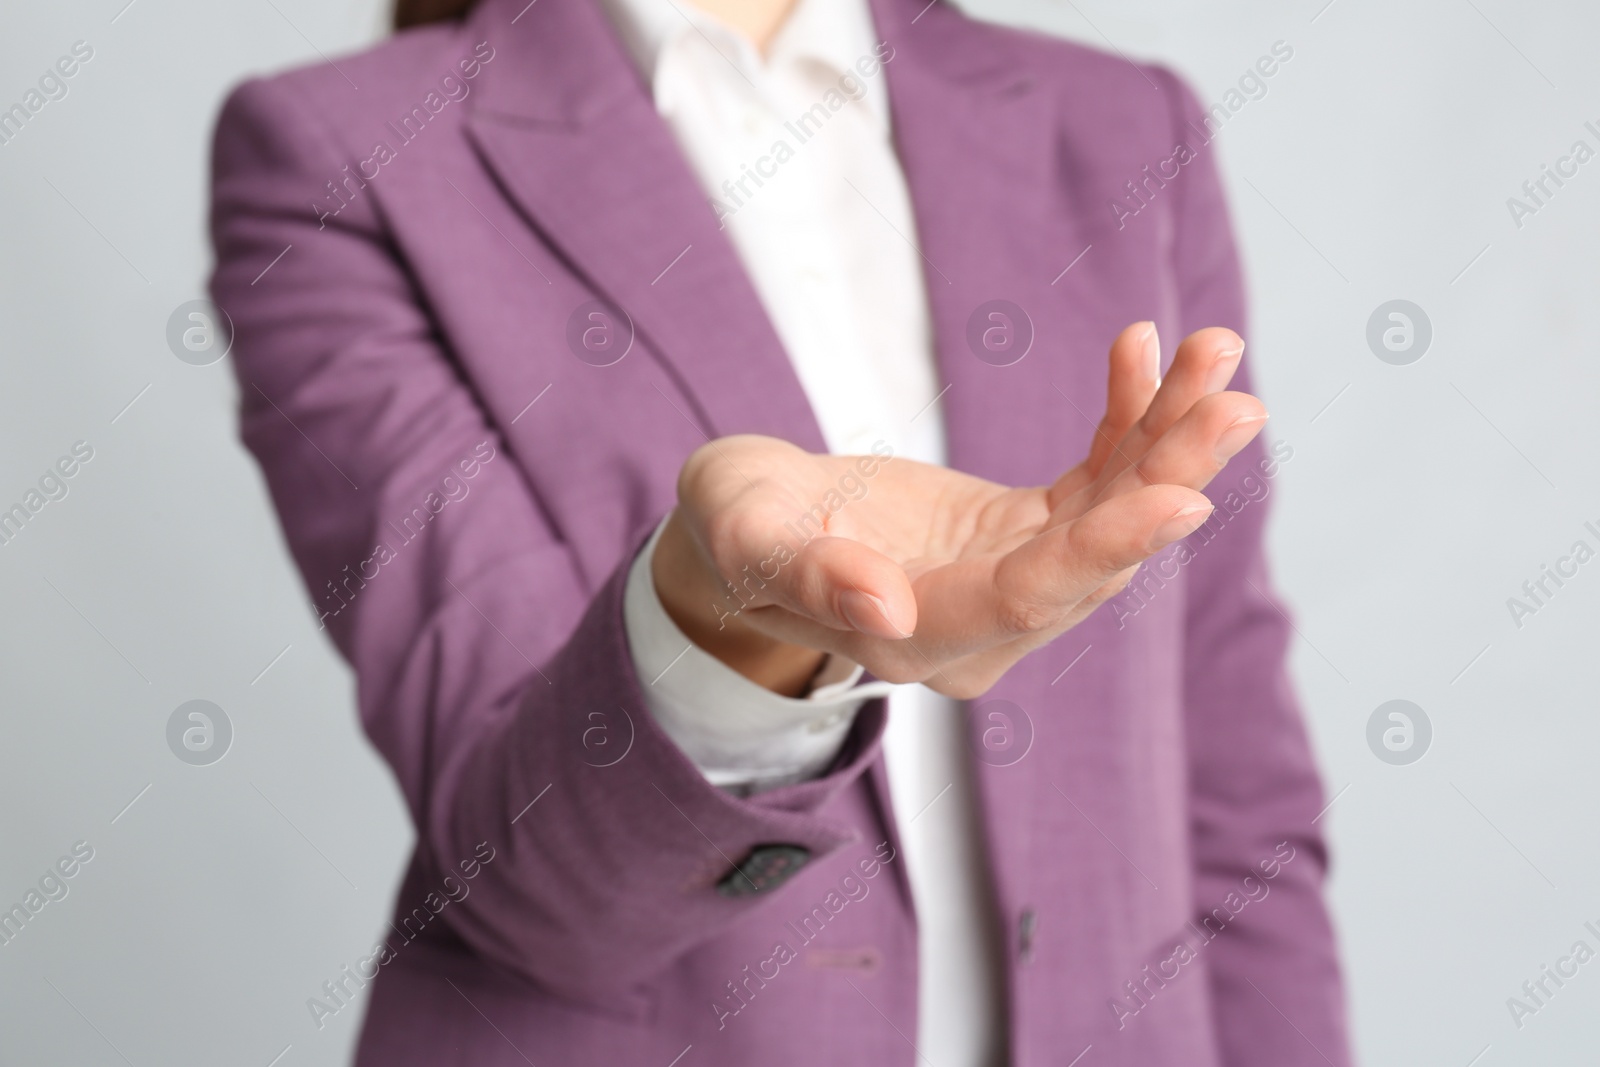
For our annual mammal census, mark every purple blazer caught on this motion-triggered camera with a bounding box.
[208,0,1349,1062]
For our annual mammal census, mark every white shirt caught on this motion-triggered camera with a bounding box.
[604,0,1005,1063]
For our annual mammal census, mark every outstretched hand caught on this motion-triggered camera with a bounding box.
[652,324,1265,699]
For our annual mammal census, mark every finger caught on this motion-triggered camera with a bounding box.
[1086,326,1245,493]
[909,484,1213,654]
[725,532,917,639]
[995,484,1213,627]
[1047,321,1161,508]
[1095,391,1267,501]
[740,604,933,686]
[1086,320,1163,474]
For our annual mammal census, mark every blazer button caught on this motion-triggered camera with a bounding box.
[716,844,811,898]
[1018,907,1038,963]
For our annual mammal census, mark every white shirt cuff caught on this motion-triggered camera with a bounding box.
[623,514,893,793]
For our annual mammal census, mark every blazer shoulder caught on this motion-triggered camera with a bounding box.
[971,18,1205,152]
[213,23,492,162]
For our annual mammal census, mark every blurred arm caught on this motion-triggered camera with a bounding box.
[1152,66,1352,1067]
[208,74,885,1006]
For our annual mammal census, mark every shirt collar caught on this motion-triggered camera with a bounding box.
[596,0,889,126]
[771,0,882,92]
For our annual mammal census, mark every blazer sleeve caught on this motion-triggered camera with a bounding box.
[1151,67,1352,1066]
[207,75,885,1006]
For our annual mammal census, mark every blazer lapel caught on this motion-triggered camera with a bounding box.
[463,0,829,452]
[870,0,1106,488]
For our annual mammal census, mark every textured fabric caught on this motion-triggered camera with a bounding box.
[207,0,1351,1063]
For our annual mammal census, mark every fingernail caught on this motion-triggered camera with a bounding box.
[839,589,894,636]
[1213,412,1269,462]
[1140,322,1160,382]
[1149,504,1213,551]
[1204,344,1245,393]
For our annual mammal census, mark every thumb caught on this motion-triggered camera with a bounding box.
[756,534,918,639]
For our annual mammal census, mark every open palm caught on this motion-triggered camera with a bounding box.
[656,324,1266,698]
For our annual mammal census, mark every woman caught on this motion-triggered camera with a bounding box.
[209,0,1349,1062]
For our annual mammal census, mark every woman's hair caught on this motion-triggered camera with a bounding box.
[394,0,479,30]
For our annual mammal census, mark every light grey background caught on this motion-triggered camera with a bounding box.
[2,0,1596,1064]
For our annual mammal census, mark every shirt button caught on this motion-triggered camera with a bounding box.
[807,709,849,733]
[1018,906,1038,963]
